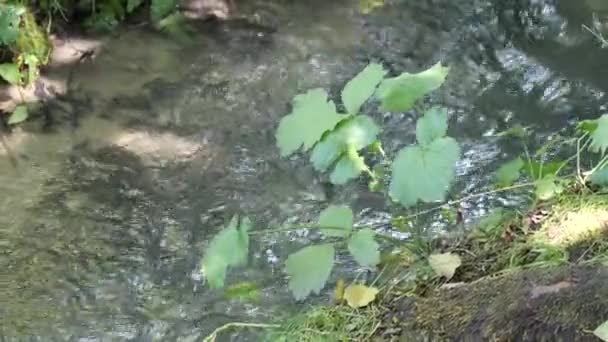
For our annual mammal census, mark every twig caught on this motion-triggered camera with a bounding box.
[202,322,279,342]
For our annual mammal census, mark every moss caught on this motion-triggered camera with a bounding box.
[267,304,385,342]
[279,191,608,341]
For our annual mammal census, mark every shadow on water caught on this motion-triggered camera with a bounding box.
[1,0,608,339]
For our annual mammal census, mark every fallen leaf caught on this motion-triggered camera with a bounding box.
[429,252,462,279]
[343,284,378,308]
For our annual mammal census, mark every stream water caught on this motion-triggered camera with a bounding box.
[2,0,608,340]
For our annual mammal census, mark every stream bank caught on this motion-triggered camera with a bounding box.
[2,0,608,340]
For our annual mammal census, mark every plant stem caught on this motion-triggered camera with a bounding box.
[202,322,280,342]
[555,135,591,177]
[401,182,537,221]
[247,224,351,236]
[585,153,608,183]
[522,141,535,178]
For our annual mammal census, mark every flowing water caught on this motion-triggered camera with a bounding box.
[2,0,608,340]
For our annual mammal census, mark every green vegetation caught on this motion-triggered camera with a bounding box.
[198,59,608,339]
[0,0,183,123]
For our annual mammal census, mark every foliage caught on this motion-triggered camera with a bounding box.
[375,62,449,112]
[285,244,335,300]
[0,62,20,85]
[223,282,260,302]
[588,114,608,155]
[0,0,183,93]
[200,59,608,310]
[201,216,250,289]
[347,228,380,267]
[276,88,347,157]
[495,157,524,187]
[389,107,460,206]
[8,105,28,124]
[318,205,353,237]
[341,63,387,114]
[596,321,608,342]
[343,284,378,308]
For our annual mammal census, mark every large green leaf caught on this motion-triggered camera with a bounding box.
[416,106,448,146]
[319,205,353,237]
[341,63,387,114]
[285,244,335,300]
[0,63,20,85]
[310,115,380,171]
[590,167,608,186]
[276,88,348,157]
[8,105,28,125]
[495,157,524,187]
[0,5,22,45]
[201,216,250,288]
[376,62,449,112]
[589,114,608,155]
[390,137,460,206]
[347,228,380,267]
[329,148,368,185]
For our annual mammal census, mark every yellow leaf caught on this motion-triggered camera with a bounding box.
[429,252,462,279]
[334,278,345,302]
[343,284,379,308]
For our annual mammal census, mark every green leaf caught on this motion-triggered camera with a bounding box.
[310,115,380,171]
[0,5,22,45]
[8,105,28,125]
[389,137,461,207]
[201,216,250,289]
[348,228,380,267]
[285,244,335,300]
[151,0,177,22]
[223,282,260,302]
[319,205,353,237]
[590,167,608,186]
[416,106,448,146]
[329,147,368,185]
[376,62,449,112]
[0,63,21,85]
[341,63,387,114]
[595,320,608,341]
[589,114,608,155]
[127,0,144,12]
[276,88,347,157]
[577,120,598,135]
[495,157,524,187]
[429,252,461,279]
[535,177,563,201]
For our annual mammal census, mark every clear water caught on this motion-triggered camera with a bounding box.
[2,0,608,340]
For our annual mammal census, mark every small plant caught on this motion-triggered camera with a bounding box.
[200,58,608,304]
[201,62,462,299]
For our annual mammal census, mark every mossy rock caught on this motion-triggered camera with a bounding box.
[379,265,608,341]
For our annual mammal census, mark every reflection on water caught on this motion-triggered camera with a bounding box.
[2,0,608,339]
